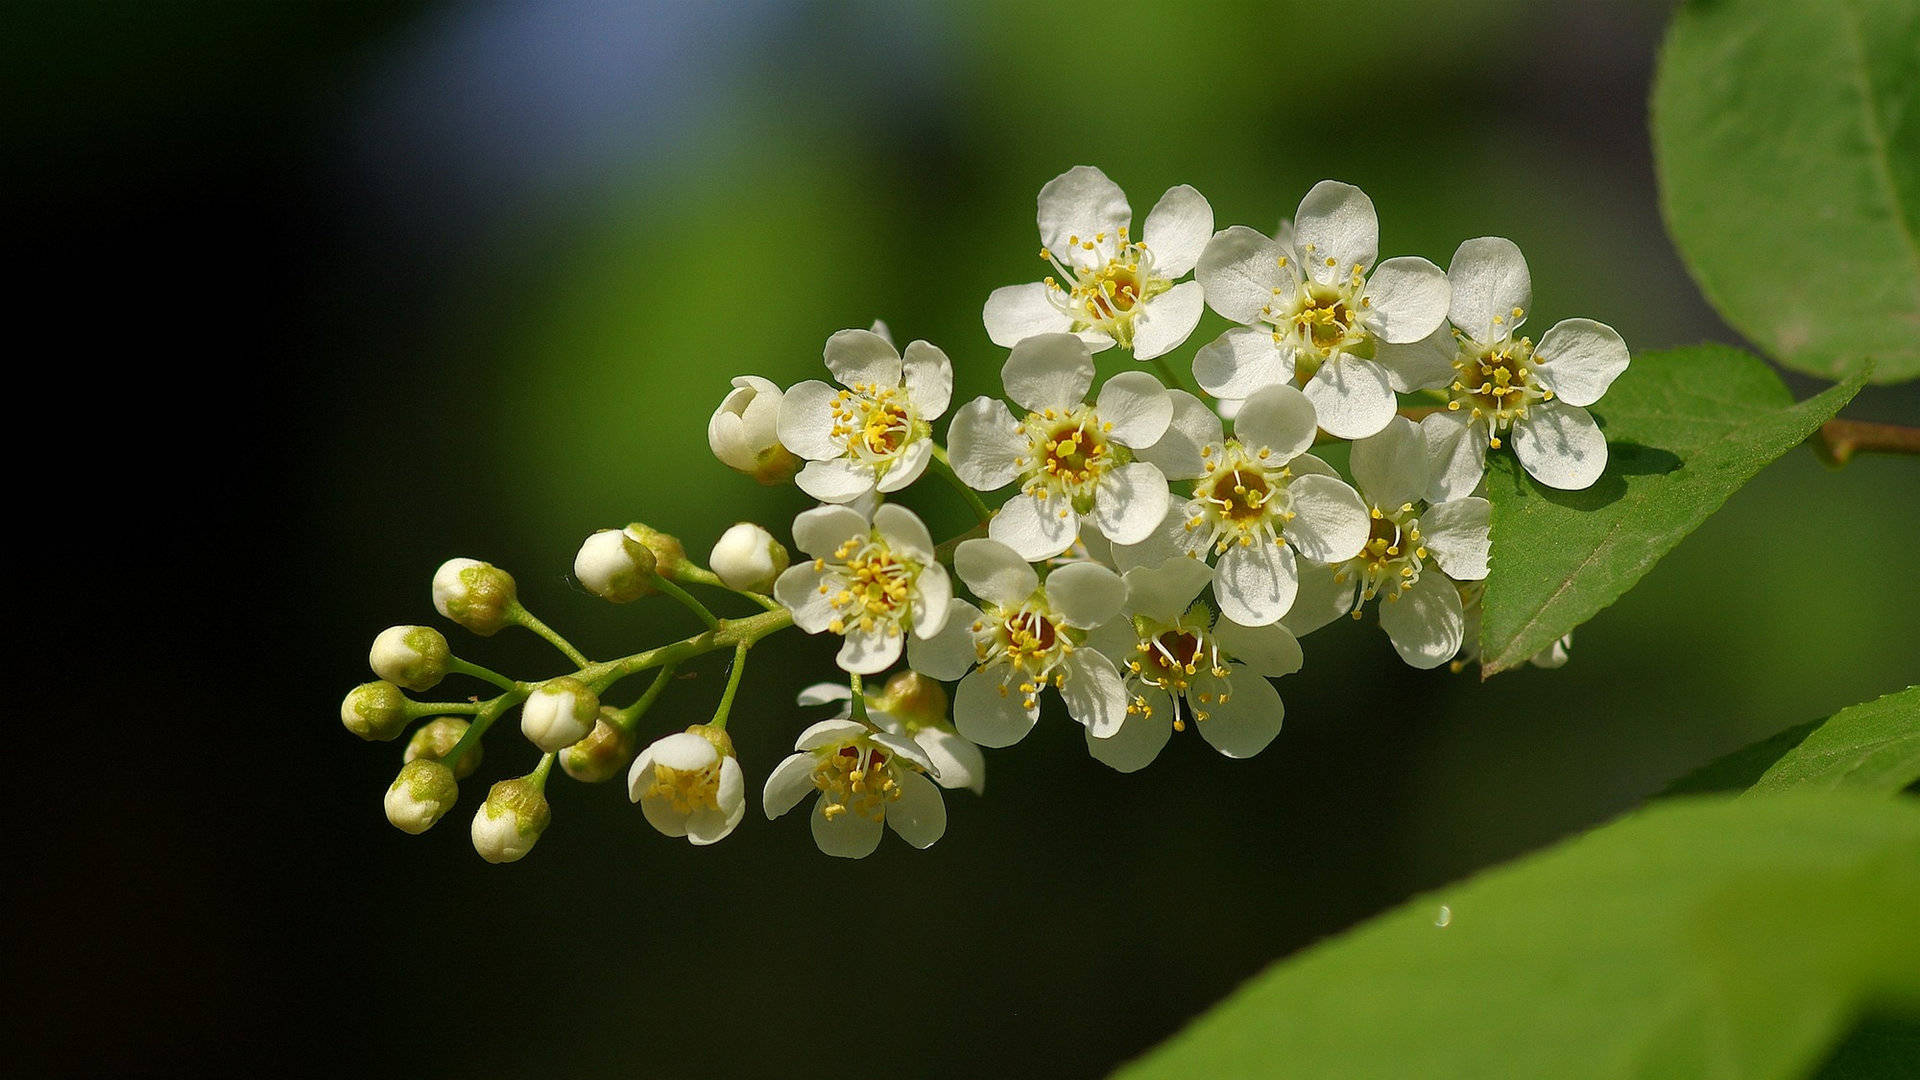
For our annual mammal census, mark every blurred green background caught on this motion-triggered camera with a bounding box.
[11,1,1915,1076]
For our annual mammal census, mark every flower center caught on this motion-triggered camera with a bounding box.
[1123,616,1236,730]
[1040,226,1170,348]
[820,536,920,636]
[1186,441,1295,554]
[1260,254,1373,379]
[813,741,903,822]
[1446,331,1552,447]
[645,762,721,814]
[1015,407,1118,508]
[1334,505,1428,609]
[830,384,919,463]
[973,603,1077,709]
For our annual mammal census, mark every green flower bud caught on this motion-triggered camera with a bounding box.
[623,524,687,579]
[574,528,658,603]
[404,716,481,780]
[341,681,409,742]
[559,708,638,783]
[876,670,950,731]
[369,625,451,691]
[471,777,551,863]
[521,677,599,753]
[385,759,458,834]
[431,558,517,636]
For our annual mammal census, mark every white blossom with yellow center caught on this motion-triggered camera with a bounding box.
[983,165,1213,361]
[1083,558,1305,772]
[907,538,1129,748]
[777,326,953,504]
[1422,237,1631,495]
[1192,181,1455,439]
[762,715,945,859]
[1284,417,1491,669]
[1122,384,1370,627]
[948,332,1173,561]
[774,503,952,675]
[796,680,985,796]
[627,725,745,846]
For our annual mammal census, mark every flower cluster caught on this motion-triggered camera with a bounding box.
[342,166,1627,861]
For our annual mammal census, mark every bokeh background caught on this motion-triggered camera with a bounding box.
[12,1,1917,1076]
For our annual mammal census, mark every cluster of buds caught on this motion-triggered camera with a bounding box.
[343,166,1628,861]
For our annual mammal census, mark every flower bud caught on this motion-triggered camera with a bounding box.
[521,677,599,753]
[404,716,482,780]
[385,759,458,834]
[471,777,550,863]
[341,681,409,742]
[560,708,638,783]
[709,523,789,592]
[368,625,451,691]
[628,724,745,845]
[876,670,950,730]
[574,528,657,603]
[623,524,687,578]
[709,376,799,485]
[432,558,517,636]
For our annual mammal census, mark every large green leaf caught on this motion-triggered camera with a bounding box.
[1663,686,1920,797]
[1652,0,1920,383]
[1115,796,1920,1080]
[1479,346,1864,674]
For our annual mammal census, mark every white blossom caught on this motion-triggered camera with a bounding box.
[708,376,799,485]
[984,165,1213,360]
[628,726,746,845]
[797,680,985,796]
[773,503,953,675]
[777,328,953,503]
[762,716,946,858]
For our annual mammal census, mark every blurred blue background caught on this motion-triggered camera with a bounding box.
[10,1,1915,1076]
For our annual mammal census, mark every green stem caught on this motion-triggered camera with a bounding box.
[446,657,517,692]
[1149,353,1196,397]
[848,672,870,726]
[671,563,783,612]
[612,663,678,732]
[528,752,555,789]
[507,602,592,668]
[654,576,722,632]
[402,698,486,718]
[930,444,994,525]
[707,642,752,731]
[1816,418,1920,465]
[439,685,532,772]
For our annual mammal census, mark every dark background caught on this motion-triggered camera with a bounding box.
[11,2,1916,1077]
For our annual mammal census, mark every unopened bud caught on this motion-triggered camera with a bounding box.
[709,523,789,592]
[432,558,517,636]
[709,376,799,485]
[521,677,599,753]
[574,528,657,603]
[471,777,550,863]
[404,716,482,780]
[385,759,458,834]
[369,625,451,691]
[560,708,638,783]
[623,524,687,578]
[341,681,410,742]
[876,670,950,730]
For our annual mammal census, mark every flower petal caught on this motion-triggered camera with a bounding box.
[1512,400,1608,490]
[773,563,835,633]
[914,727,986,795]
[874,503,935,562]
[1532,318,1630,408]
[796,682,852,707]
[1294,180,1378,283]
[1142,184,1213,276]
[1135,390,1223,481]
[1061,650,1127,737]
[796,718,870,750]
[1374,322,1458,394]
[1303,357,1397,440]
[1097,370,1175,447]
[984,282,1077,350]
[1090,462,1171,547]
[1232,383,1319,460]
[1421,497,1491,581]
[1194,325,1289,400]
[1086,697,1174,773]
[1448,236,1531,344]
[1421,410,1488,503]
[1111,505,1201,573]
[1213,619,1303,678]
[1378,572,1465,669]
[1132,279,1206,360]
[901,340,954,418]
[1122,557,1213,625]
[686,758,745,845]
[954,667,1039,747]
[884,770,947,849]
[1196,225,1287,324]
[1349,415,1430,510]
[1279,556,1357,636]
[1361,255,1450,344]
[811,799,884,858]
[1284,474,1371,562]
[1196,672,1284,758]
[1002,332,1095,415]
[796,458,877,503]
[823,327,902,389]
[1215,540,1297,627]
[947,396,1027,491]
[762,752,817,819]
[791,503,870,560]
[1046,561,1125,629]
[639,791,690,838]
[988,491,1079,561]
[1038,165,1131,264]
[907,599,981,681]
[776,380,842,460]
[954,539,1039,608]
[874,439,932,494]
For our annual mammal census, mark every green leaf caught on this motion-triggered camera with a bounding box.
[1661,686,1920,798]
[1479,346,1865,675]
[1115,796,1920,1080]
[1652,0,1920,383]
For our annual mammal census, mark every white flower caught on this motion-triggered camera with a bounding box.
[797,679,985,795]
[983,165,1213,360]
[709,375,799,486]
[776,328,953,503]
[906,538,1129,747]
[627,726,746,845]
[521,677,599,753]
[1424,237,1631,495]
[1084,558,1304,771]
[708,522,788,593]
[1450,581,1573,673]
[947,332,1172,560]
[1283,417,1491,668]
[1121,383,1371,628]
[773,503,954,675]
[762,716,946,858]
[1193,181,1453,439]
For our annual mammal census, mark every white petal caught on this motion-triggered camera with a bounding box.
[796,683,852,707]
[1195,225,1287,324]
[884,770,947,848]
[1213,620,1303,678]
[1197,673,1284,758]
[1061,651,1127,737]
[1096,370,1175,447]
[1142,184,1213,276]
[954,667,1039,747]
[1231,383,1319,460]
[908,599,982,681]
[911,561,954,640]
[1135,390,1223,481]
[1194,325,1289,400]
[1360,256,1450,344]
[1284,474,1371,562]
[1349,415,1430,510]
[988,491,1079,561]
[874,503,935,562]
[1378,573,1465,669]
[1448,236,1531,344]
[762,753,818,819]
[1037,165,1131,263]
[650,732,717,771]
[796,718,870,751]
[874,439,932,494]
[1122,557,1214,625]
[947,396,1027,490]
[1512,400,1607,490]
[870,732,935,774]
[1046,561,1125,629]
[1294,181,1378,283]
[901,340,954,418]
[868,320,894,347]
[1132,280,1206,360]
[1532,318,1630,408]
[811,799,883,858]
[796,458,877,503]
[1002,332,1095,414]
[639,791,691,837]
[1111,505,1200,573]
[1421,410,1488,503]
[1288,452,1339,479]
[1086,698,1174,773]
[915,728,985,794]
[774,563,836,633]
[1279,556,1357,636]
[776,380,842,460]
[1303,358,1397,440]
[1374,322,1459,394]
[984,282,1077,349]
[1421,497,1491,581]
[686,758,745,845]
[838,623,905,675]
[823,327,902,389]
[791,504,870,560]
[954,539,1038,608]
[1215,541,1297,627]
[1090,462,1171,547]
